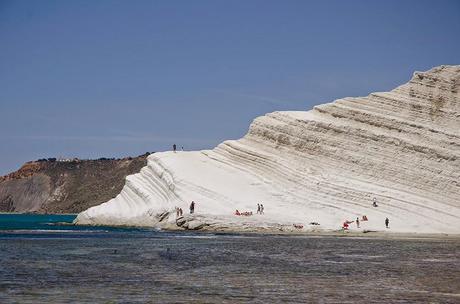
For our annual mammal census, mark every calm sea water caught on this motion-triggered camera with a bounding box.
[0,214,459,303]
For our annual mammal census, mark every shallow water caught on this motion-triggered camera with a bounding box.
[0,215,459,303]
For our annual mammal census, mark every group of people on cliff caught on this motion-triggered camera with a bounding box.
[175,201,196,217]
[342,197,390,230]
[177,196,391,230]
[234,203,265,217]
[256,203,264,215]
[172,144,184,153]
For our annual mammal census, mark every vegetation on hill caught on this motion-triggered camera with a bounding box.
[0,153,151,214]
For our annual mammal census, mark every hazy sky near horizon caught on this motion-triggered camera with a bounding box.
[1,0,459,175]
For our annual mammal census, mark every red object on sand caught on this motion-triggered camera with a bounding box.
[235,210,253,216]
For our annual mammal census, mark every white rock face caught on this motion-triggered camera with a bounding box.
[76,65,460,233]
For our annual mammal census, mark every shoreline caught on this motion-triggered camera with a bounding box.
[0,212,78,215]
[4,213,457,239]
[74,212,460,239]
[72,221,460,240]
[166,226,460,240]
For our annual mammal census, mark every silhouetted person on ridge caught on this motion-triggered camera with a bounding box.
[190,201,195,214]
[356,217,360,228]
[385,217,389,228]
[173,144,177,153]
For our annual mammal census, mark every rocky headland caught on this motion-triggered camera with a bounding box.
[75,65,460,235]
[0,154,149,213]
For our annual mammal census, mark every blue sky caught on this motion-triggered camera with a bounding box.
[0,0,459,174]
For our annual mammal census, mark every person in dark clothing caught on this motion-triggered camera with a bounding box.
[356,217,360,228]
[190,201,195,214]
[385,217,389,228]
[372,197,378,207]
[173,144,177,152]
[257,203,261,214]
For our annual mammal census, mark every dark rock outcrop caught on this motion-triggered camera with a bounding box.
[0,154,150,214]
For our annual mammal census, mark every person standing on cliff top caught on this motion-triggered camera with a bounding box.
[173,144,177,153]
[190,201,195,214]
[257,203,261,214]
[385,217,389,228]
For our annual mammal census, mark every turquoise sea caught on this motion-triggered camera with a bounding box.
[0,213,135,232]
[1,214,459,303]
[0,213,77,231]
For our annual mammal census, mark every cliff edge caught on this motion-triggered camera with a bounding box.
[76,65,460,233]
[0,154,149,213]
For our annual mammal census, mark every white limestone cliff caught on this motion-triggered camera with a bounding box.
[75,65,460,234]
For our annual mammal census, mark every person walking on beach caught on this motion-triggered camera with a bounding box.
[257,203,261,214]
[260,204,264,215]
[385,217,389,228]
[173,144,177,153]
[356,217,360,228]
[190,201,195,214]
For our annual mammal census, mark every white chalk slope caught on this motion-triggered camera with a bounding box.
[76,65,460,233]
